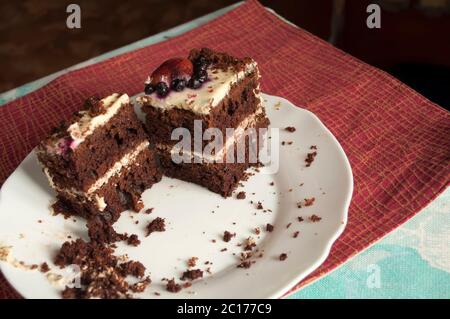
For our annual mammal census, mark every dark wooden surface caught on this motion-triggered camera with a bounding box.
[0,0,334,93]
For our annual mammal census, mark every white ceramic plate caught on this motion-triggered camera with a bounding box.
[0,93,352,299]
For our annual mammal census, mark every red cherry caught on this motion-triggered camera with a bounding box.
[150,58,193,86]
[150,64,171,86]
[172,58,194,81]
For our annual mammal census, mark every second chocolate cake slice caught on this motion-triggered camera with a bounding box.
[138,48,269,197]
[37,93,162,223]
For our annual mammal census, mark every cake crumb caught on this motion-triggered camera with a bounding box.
[256,202,263,210]
[309,214,322,222]
[146,217,166,236]
[293,231,300,238]
[304,197,315,206]
[285,126,296,132]
[127,234,141,246]
[144,208,154,214]
[181,269,203,281]
[279,253,288,261]
[266,223,274,232]
[187,257,198,268]
[298,216,304,222]
[244,237,256,251]
[297,197,315,208]
[286,222,292,229]
[166,278,182,293]
[305,150,317,167]
[237,261,252,269]
[236,191,246,199]
[40,262,50,273]
[223,231,236,242]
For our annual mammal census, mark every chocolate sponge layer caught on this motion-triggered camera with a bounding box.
[38,103,149,193]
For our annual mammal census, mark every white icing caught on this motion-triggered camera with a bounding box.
[68,93,129,146]
[86,140,149,193]
[137,61,257,115]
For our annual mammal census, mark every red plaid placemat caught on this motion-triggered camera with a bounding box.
[1,0,449,298]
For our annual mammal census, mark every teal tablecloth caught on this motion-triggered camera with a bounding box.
[1,2,448,299]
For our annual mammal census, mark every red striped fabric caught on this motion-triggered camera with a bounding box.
[0,0,449,298]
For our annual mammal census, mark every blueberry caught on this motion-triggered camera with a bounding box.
[144,83,154,95]
[194,55,208,71]
[187,77,202,89]
[196,69,208,83]
[171,79,186,92]
[156,82,169,97]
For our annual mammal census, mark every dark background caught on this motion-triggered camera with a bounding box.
[1,0,449,108]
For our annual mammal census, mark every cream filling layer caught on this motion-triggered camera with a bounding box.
[68,93,129,146]
[137,61,258,115]
[156,103,264,162]
[43,140,149,211]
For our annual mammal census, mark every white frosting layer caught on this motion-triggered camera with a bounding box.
[68,93,129,147]
[137,61,257,115]
[42,140,149,211]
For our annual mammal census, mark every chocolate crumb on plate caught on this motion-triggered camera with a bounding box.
[187,257,198,268]
[166,278,182,293]
[40,262,50,273]
[87,216,127,245]
[266,223,274,232]
[181,269,204,281]
[305,150,317,167]
[244,237,256,251]
[293,231,300,238]
[55,239,149,299]
[144,208,154,214]
[286,222,292,229]
[285,126,296,132]
[256,202,263,210]
[236,191,246,199]
[127,234,141,247]
[304,197,315,206]
[146,217,166,236]
[279,253,288,261]
[297,197,315,208]
[237,261,252,269]
[297,216,304,222]
[130,277,151,293]
[309,214,322,222]
[223,231,236,242]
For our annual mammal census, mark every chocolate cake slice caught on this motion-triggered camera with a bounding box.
[37,93,162,222]
[137,48,269,197]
